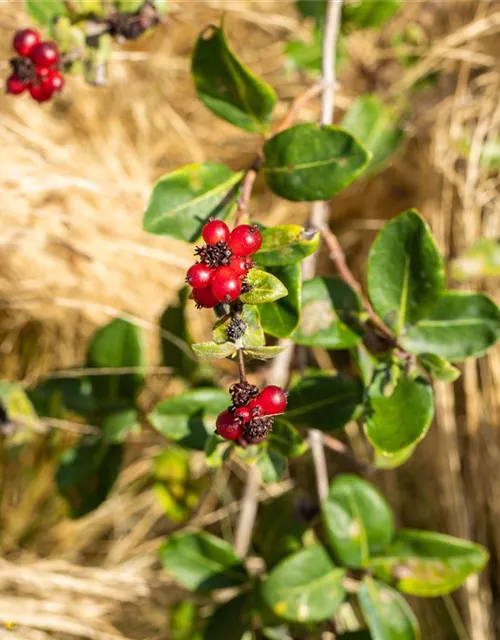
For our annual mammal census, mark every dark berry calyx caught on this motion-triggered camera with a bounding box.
[229,381,259,407]
[10,56,35,82]
[244,415,274,444]
[226,316,247,342]
[194,241,233,269]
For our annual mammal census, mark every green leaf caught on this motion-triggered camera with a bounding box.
[161,287,199,381]
[323,474,395,569]
[418,353,461,383]
[192,341,238,361]
[204,433,231,468]
[401,292,500,362]
[240,269,288,304]
[285,31,322,76]
[262,544,346,622]
[56,437,123,518]
[86,318,145,408]
[287,372,363,432]
[204,593,252,640]
[114,0,144,12]
[369,529,489,597]
[342,96,404,173]
[255,225,320,267]
[292,276,362,349]
[342,0,402,30]
[25,0,68,25]
[358,577,420,640]
[364,369,434,454]
[28,376,96,419]
[192,23,277,133]
[243,346,287,360]
[102,409,141,443]
[160,531,249,592]
[262,123,371,201]
[170,601,202,640]
[143,163,242,241]
[373,445,416,470]
[452,238,500,280]
[260,264,302,338]
[213,305,264,348]
[258,450,287,484]
[367,210,445,334]
[268,419,307,459]
[149,388,229,450]
[296,0,326,22]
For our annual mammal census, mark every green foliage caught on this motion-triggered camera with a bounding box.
[255,225,320,267]
[25,0,68,25]
[192,23,277,133]
[192,341,238,361]
[258,450,287,484]
[452,238,500,280]
[204,593,253,640]
[143,163,242,241]
[418,354,460,383]
[244,346,288,361]
[240,269,288,304]
[214,304,264,348]
[342,0,402,30]
[101,408,140,443]
[267,419,307,459]
[262,124,371,201]
[161,287,199,381]
[260,264,302,339]
[160,531,249,591]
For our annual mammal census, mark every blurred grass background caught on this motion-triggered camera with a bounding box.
[1,1,499,638]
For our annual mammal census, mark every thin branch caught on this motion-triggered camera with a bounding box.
[234,155,263,227]
[234,463,261,557]
[273,81,324,135]
[237,348,247,384]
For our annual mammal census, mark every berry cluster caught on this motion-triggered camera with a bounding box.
[216,383,288,445]
[186,220,262,308]
[6,29,63,103]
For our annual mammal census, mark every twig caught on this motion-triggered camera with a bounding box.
[237,348,247,384]
[234,463,261,557]
[234,155,263,227]
[273,81,325,135]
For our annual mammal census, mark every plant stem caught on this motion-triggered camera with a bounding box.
[234,462,261,557]
[234,155,263,227]
[237,348,247,384]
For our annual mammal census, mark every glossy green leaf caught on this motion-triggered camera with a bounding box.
[262,544,346,622]
[418,353,461,383]
[258,450,287,484]
[342,0,402,30]
[192,341,238,361]
[287,372,363,432]
[192,23,277,133]
[358,577,420,640]
[296,0,326,22]
[268,419,307,459]
[204,433,231,468]
[401,292,500,362]
[243,346,287,360]
[143,163,242,241]
[369,529,489,597]
[323,474,395,569]
[364,369,434,454]
[56,437,123,518]
[28,376,96,419]
[255,225,320,266]
[374,445,416,470]
[170,601,202,640]
[102,409,141,443]
[25,0,68,24]
[204,593,252,640]
[213,305,264,348]
[342,95,404,173]
[292,276,362,348]
[149,388,230,450]
[240,269,288,305]
[263,124,371,201]
[260,264,302,338]
[114,0,143,12]
[160,531,249,592]
[452,238,500,280]
[161,287,199,381]
[367,210,445,334]
[86,318,145,408]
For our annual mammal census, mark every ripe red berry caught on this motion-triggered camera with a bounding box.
[29,81,54,103]
[6,74,27,95]
[46,68,64,92]
[30,41,59,68]
[256,385,288,415]
[192,286,218,309]
[228,225,262,257]
[233,406,252,423]
[13,29,40,57]
[216,411,244,441]
[202,219,229,245]
[186,263,213,289]
[229,256,253,278]
[247,399,263,417]
[211,266,242,303]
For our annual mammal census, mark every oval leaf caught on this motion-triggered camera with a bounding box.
[192,23,277,133]
[262,544,346,622]
[143,163,242,241]
[260,264,302,338]
[243,345,287,360]
[323,474,395,569]
[192,341,238,360]
[160,531,249,592]
[286,372,363,432]
[25,0,68,24]
[258,450,287,484]
[418,353,460,383]
[268,419,307,459]
[263,124,370,201]
[374,445,416,470]
[343,1,402,30]
[292,276,362,349]
[369,529,489,597]
[204,593,252,640]
[367,210,445,334]
[255,225,320,266]
[240,269,288,304]
[358,577,420,640]
[401,291,500,362]
[102,408,141,444]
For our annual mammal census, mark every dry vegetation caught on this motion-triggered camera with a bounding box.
[0,1,499,638]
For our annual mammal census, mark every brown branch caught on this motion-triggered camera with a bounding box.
[237,348,247,384]
[273,81,324,135]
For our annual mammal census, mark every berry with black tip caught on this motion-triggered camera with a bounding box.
[229,256,253,278]
[233,406,252,423]
[30,41,59,68]
[211,266,241,303]
[245,415,274,443]
[194,241,232,268]
[216,410,244,441]
[192,286,218,309]
[13,28,40,57]
[6,75,27,95]
[202,219,229,245]
[226,316,247,342]
[256,385,288,415]
[228,224,262,257]
[186,263,214,289]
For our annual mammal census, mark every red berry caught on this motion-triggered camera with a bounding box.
[13,29,40,57]
[247,399,263,417]
[30,41,59,68]
[192,286,218,309]
[211,266,242,303]
[202,219,229,245]
[46,68,64,92]
[228,225,262,257]
[6,74,27,95]
[256,385,287,415]
[233,406,252,423]
[216,411,244,441]
[229,256,253,278]
[29,81,54,103]
[186,263,213,289]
